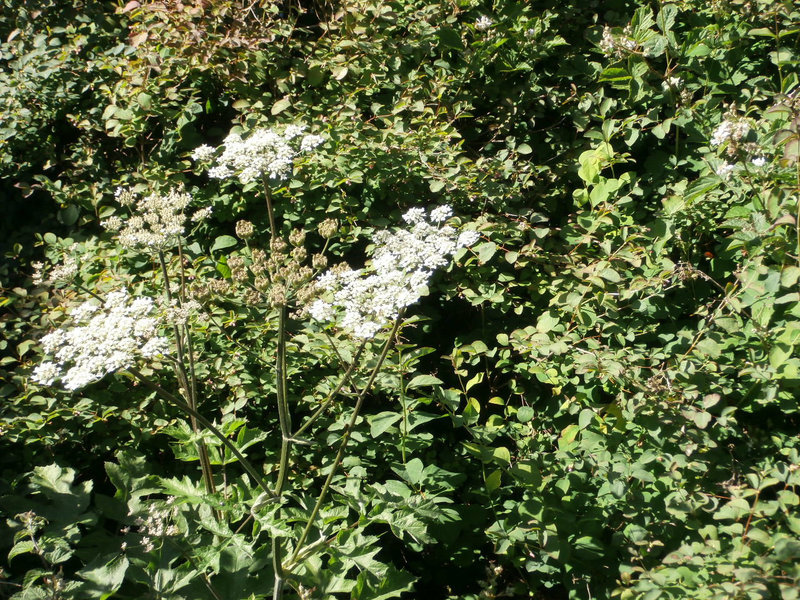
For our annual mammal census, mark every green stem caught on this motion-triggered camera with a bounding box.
[286,317,402,571]
[263,177,277,237]
[293,342,366,439]
[159,251,217,497]
[125,367,273,498]
[274,306,291,494]
[398,345,408,464]
[272,304,291,599]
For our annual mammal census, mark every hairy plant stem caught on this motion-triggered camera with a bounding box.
[285,317,403,573]
[125,367,273,498]
[158,252,217,498]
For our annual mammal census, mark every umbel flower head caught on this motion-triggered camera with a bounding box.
[102,186,210,251]
[192,123,324,184]
[32,288,169,391]
[308,205,479,339]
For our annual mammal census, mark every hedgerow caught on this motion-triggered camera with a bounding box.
[1,1,799,599]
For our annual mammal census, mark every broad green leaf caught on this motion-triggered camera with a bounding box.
[211,235,238,252]
[8,539,35,560]
[405,458,424,485]
[492,446,511,466]
[656,4,677,33]
[516,406,534,423]
[436,27,463,50]
[485,469,502,493]
[271,97,291,115]
[78,555,129,599]
[475,241,497,264]
[369,411,402,438]
[578,408,594,429]
[407,374,443,389]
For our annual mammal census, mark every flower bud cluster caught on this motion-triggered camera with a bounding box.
[162,298,205,324]
[220,227,319,308]
[318,218,338,239]
[102,186,210,251]
[192,124,324,183]
[308,205,479,339]
[32,288,169,391]
[235,220,255,240]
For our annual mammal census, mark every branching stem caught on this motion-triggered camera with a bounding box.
[125,367,273,498]
[285,317,402,572]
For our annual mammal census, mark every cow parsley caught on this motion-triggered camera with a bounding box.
[308,206,479,339]
[102,187,209,251]
[193,124,324,184]
[32,289,169,391]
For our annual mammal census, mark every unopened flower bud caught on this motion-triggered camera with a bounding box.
[266,257,281,274]
[289,228,306,246]
[236,220,255,240]
[296,284,316,305]
[312,253,327,270]
[227,255,244,270]
[244,289,261,305]
[331,262,350,275]
[289,266,313,285]
[252,248,267,265]
[291,246,307,263]
[269,284,287,307]
[270,237,288,253]
[317,218,337,239]
[190,283,211,302]
[208,279,231,294]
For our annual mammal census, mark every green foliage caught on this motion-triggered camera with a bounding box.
[1,0,800,599]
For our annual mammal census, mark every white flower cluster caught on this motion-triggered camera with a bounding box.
[102,187,209,250]
[134,497,180,553]
[599,25,638,56]
[475,15,493,31]
[32,256,78,286]
[715,162,736,180]
[192,124,325,183]
[32,288,169,391]
[308,206,480,339]
[661,76,683,91]
[710,112,750,147]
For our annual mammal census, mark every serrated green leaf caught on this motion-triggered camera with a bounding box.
[8,539,36,561]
